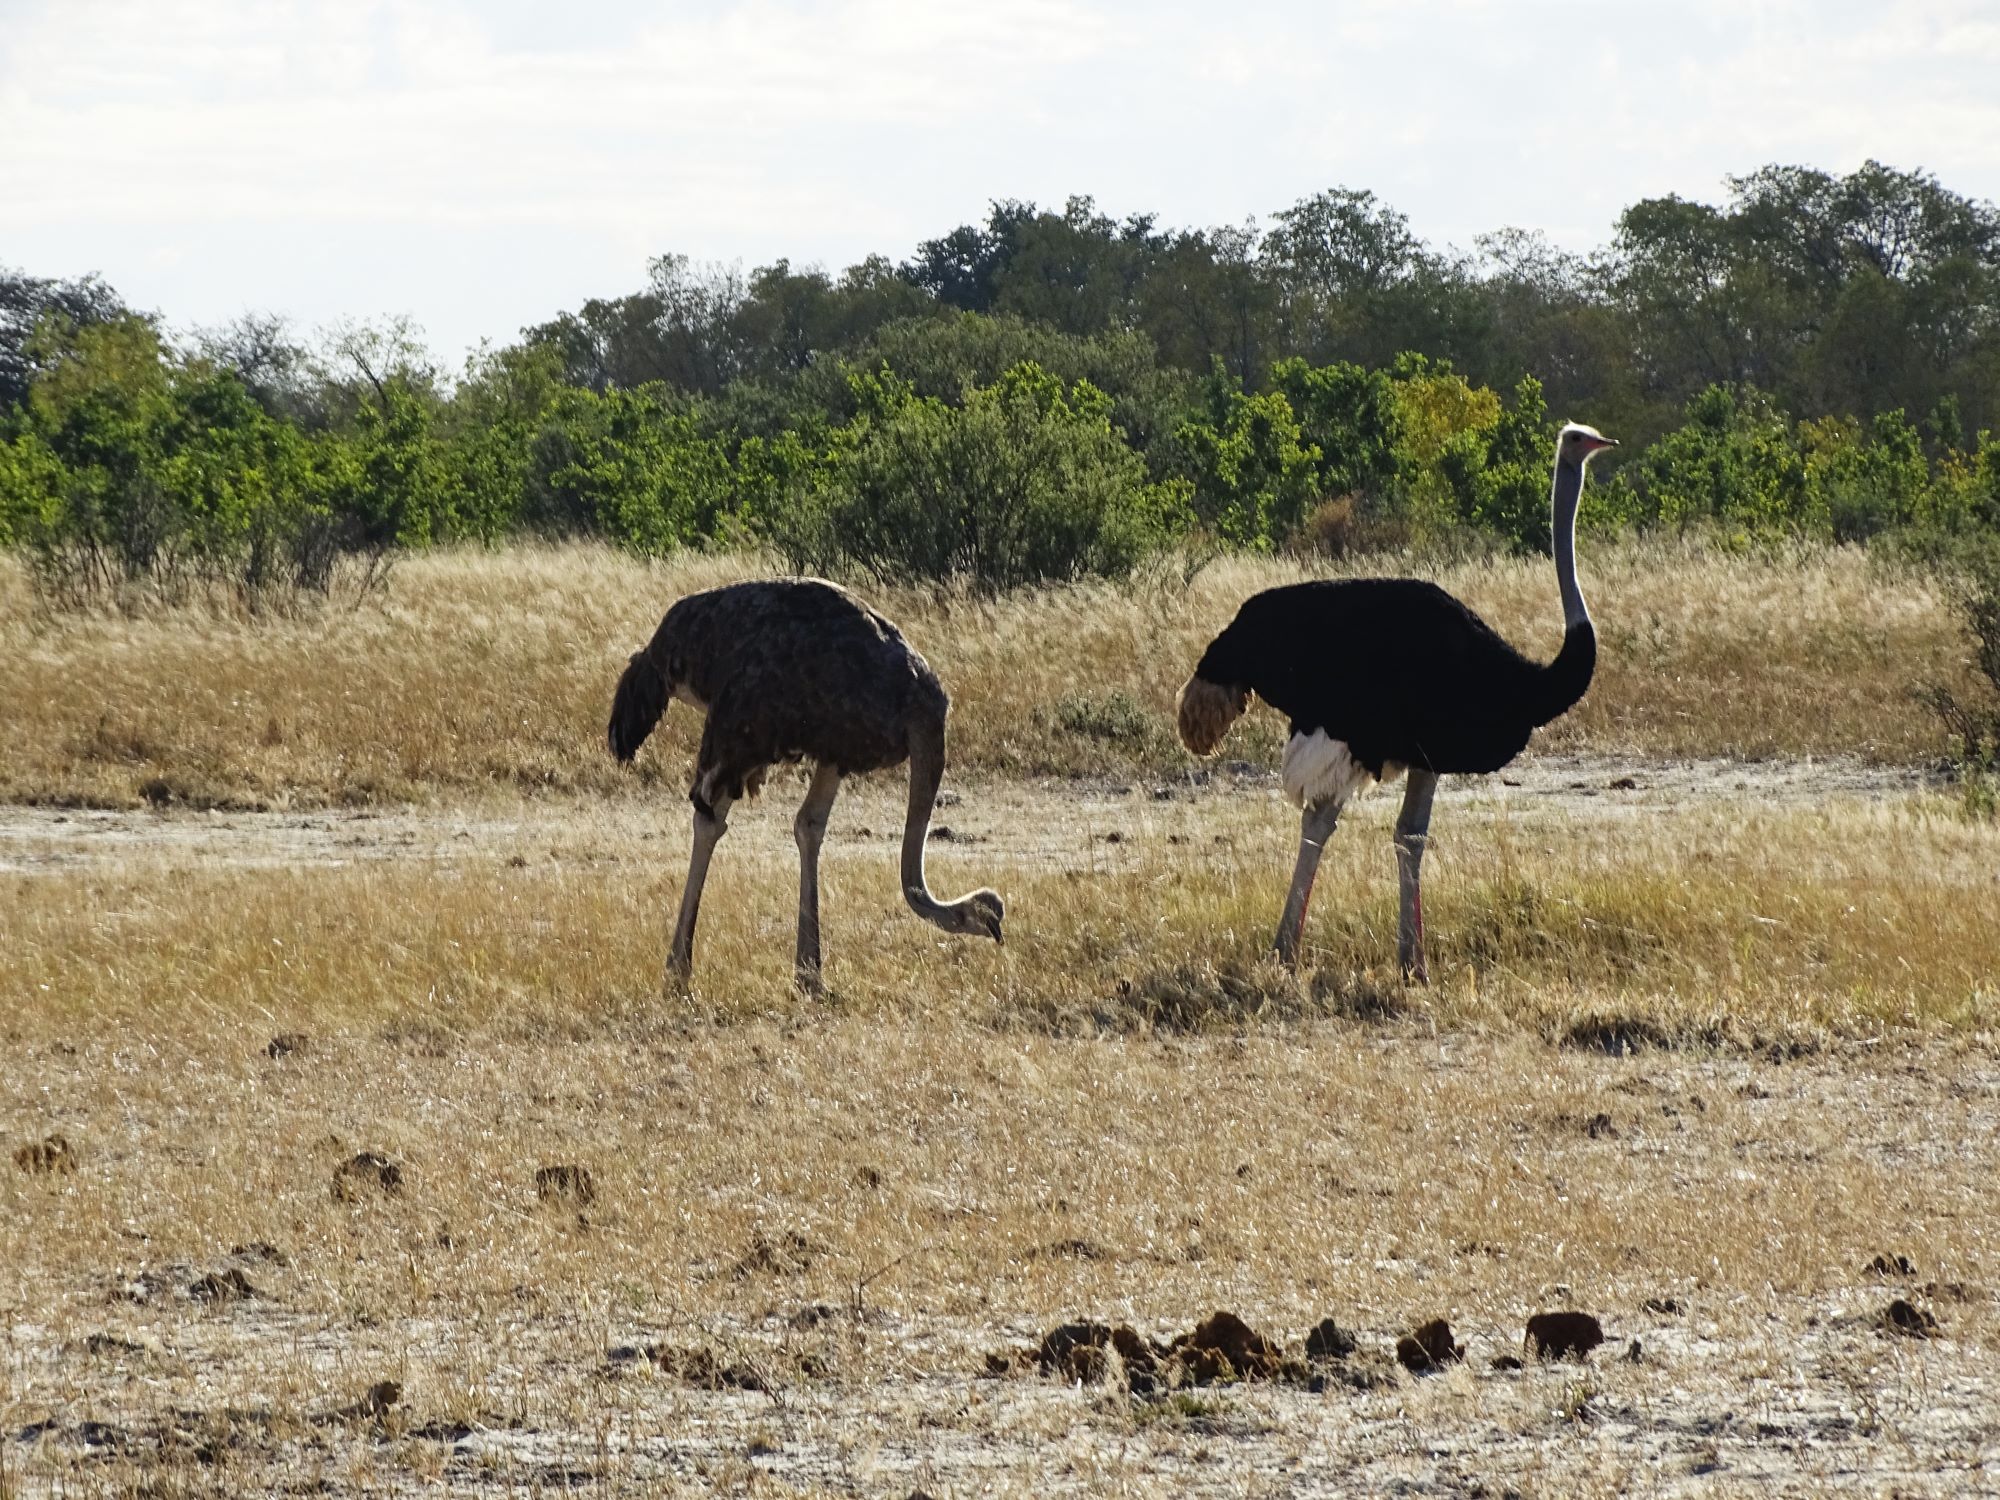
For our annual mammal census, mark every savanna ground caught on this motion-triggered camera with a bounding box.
[3,545,1998,1497]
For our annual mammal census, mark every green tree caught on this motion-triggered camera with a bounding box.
[1172,365,1318,544]
[822,361,1186,588]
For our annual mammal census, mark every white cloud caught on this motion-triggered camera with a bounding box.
[3,0,1996,357]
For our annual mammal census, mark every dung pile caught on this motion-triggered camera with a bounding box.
[992,1309,1394,1395]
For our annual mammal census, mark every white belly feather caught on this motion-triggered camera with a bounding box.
[1281,730,1403,809]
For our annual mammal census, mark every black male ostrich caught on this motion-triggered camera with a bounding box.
[1176,423,1618,980]
[608,579,1003,992]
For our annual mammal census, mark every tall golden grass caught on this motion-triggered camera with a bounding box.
[5,545,1997,1496]
[0,539,1974,809]
[8,783,1994,1045]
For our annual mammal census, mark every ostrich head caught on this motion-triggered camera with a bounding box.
[1558,422,1618,470]
[955,888,1005,944]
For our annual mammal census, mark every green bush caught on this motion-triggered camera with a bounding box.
[811,362,1188,589]
[1172,365,1318,544]
[524,384,739,553]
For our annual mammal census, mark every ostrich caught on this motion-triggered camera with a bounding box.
[607,578,1003,993]
[1175,423,1618,981]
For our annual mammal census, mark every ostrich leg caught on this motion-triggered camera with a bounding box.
[1394,770,1438,983]
[792,762,843,994]
[1273,799,1341,968]
[666,779,737,987]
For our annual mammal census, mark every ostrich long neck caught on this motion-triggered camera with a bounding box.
[900,732,986,932]
[1553,458,1589,631]
[1535,457,1597,726]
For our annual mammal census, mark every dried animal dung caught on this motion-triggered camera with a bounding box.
[647,1344,770,1391]
[1303,1317,1358,1362]
[1526,1311,1605,1361]
[332,1151,404,1201]
[341,1381,402,1420]
[1884,1299,1938,1338]
[188,1268,256,1302]
[1170,1310,1288,1383]
[534,1164,597,1205]
[1396,1318,1464,1373]
[14,1134,76,1175]
[731,1229,814,1278]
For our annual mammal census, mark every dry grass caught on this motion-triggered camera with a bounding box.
[4,995,1996,1493]
[0,539,1975,809]
[5,776,1997,1046]
[5,778,1999,1494]
[5,543,1996,1494]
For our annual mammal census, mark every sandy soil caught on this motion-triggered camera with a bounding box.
[5,752,1994,1497]
[0,752,1941,879]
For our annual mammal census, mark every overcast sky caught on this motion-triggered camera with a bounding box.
[6,0,1999,364]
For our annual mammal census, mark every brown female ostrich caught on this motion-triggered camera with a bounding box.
[607,578,1003,992]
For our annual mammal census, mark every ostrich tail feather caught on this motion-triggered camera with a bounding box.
[607,651,668,762]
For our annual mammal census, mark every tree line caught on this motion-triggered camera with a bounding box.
[4,159,1999,600]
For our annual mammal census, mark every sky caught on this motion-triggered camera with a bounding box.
[6,0,2000,365]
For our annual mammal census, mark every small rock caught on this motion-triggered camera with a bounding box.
[1644,1296,1684,1316]
[927,825,959,842]
[14,1134,77,1175]
[1608,776,1639,791]
[1396,1318,1463,1373]
[1625,1339,1644,1363]
[1526,1311,1605,1361]
[1490,1354,1524,1371]
[1884,1299,1938,1338]
[332,1152,404,1201]
[1866,1252,1917,1278]
[1098,830,1123,844]
[266,1033,310,1060]
[231,1241,289,1266]
[535,1164,597,1206]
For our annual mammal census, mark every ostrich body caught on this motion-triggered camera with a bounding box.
[608,578,1003,992]
[1176,423,1617,980]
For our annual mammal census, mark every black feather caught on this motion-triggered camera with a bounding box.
[1190,578,1595,776]
[607,652,668,762]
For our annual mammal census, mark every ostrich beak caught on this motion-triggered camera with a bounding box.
[1584,435,1619,454]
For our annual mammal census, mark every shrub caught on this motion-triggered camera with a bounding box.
[812,362,1188,590]
[1171,365,1318,545]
